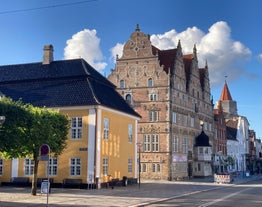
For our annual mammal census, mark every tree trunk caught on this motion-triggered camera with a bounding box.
[31,154,39,196]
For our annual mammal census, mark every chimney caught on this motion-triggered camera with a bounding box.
[42,44,54,64]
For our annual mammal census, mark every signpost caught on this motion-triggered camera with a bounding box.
[39,144,50,207]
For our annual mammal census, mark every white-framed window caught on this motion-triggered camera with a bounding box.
[177,114,182,124]
[190,117,194,127]
[182,137,188,153]
[71,117,82,139]
[103,118,109,140]
[143,134,159,152]
[24,159,34,176]
[173,135,179,152]
[120,80,125,88]
[48,158,58,176]
[149,111,158,122]
[143,135,151,152]
[128,158,132,173]
[172,112,176,123]
[148,78,153,87]
[142,163,147,172]
[0,159,3,176]
[152,163,161,173]
[149,93,158,101]
[152,134,159,152]
[70,158,81,176]
[128,124,133,143]
[183,115,188,126]
[102,157,108,176]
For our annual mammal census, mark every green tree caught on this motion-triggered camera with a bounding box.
[0,97,69,195]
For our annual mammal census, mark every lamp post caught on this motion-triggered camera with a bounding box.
[137,142,142,189]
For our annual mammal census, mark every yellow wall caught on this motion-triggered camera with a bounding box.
[0,107,138,185]
[100,110,136,183]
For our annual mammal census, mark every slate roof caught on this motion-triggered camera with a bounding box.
[0,58,140,118]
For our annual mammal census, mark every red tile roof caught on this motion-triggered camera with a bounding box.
[220,82,233,101]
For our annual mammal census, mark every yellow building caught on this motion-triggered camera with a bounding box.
[0,45,140,187]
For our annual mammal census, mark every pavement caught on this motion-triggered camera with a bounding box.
[0,174,261,207]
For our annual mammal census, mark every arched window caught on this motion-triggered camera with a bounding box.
[125,94,132,104]
[148,78,153,87]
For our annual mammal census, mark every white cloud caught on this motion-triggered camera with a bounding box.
[110,21,251,87]
[64,29,107,71]
[110,43,124,63]
[257,54,262,63]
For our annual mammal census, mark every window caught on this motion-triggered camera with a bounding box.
[142,163,147,172]
[71,117,82,139]
[143,134,159,152]
[152,134,159,152]
[149,93,158,101]
[149,111,158,122]
[102,157,108,176]
[172,112,176,123]
[183,115,188,126]
[48,158,58,176]
[177,114,181,124]
[70,158,81,176]
[126,94,132,104]
[103,118,109,140]
[24,159,34,176]
[143,135,151,152]
[128,124,133,143]
[173,135,179,152]
[182,137,187,153]
[120,80,125,88]
[148,78,153,87]
[152,163,160,173]
[0,159,3,175]
[190,117,194,127]
[128,158,132,173]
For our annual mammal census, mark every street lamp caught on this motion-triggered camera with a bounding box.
[0,116,5,125]
[137,142,142,189]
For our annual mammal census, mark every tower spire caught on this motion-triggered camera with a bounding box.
[219,78,233,101]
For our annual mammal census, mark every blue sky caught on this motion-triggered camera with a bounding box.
[0,0,261,138]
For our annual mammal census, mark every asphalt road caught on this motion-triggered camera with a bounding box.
[146,179,262,207]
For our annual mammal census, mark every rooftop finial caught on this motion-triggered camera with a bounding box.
[136,24,140,31]
[225,75,228,83]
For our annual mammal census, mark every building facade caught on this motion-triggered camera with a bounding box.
[108,25,214,180]
[0,45,140,186]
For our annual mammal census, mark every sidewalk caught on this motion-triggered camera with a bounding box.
[0,175,261,207]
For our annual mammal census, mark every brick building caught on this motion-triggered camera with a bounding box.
[108,25,214,180]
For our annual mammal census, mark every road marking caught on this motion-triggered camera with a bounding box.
[198,188,251,207]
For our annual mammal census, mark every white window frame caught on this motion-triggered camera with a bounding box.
[103,118,109,140]
[128,124,133,143]
[172,112,177,123]
[71,117,82,139]
[128,158,132,173]
[102,157,108,176]
[182,137,188,153]
[173,135,179,152]
[152,134,159,152]
[48,158,58,176]
[70,158,81,176]
[24,158,34,176]
[149,111,158,122]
